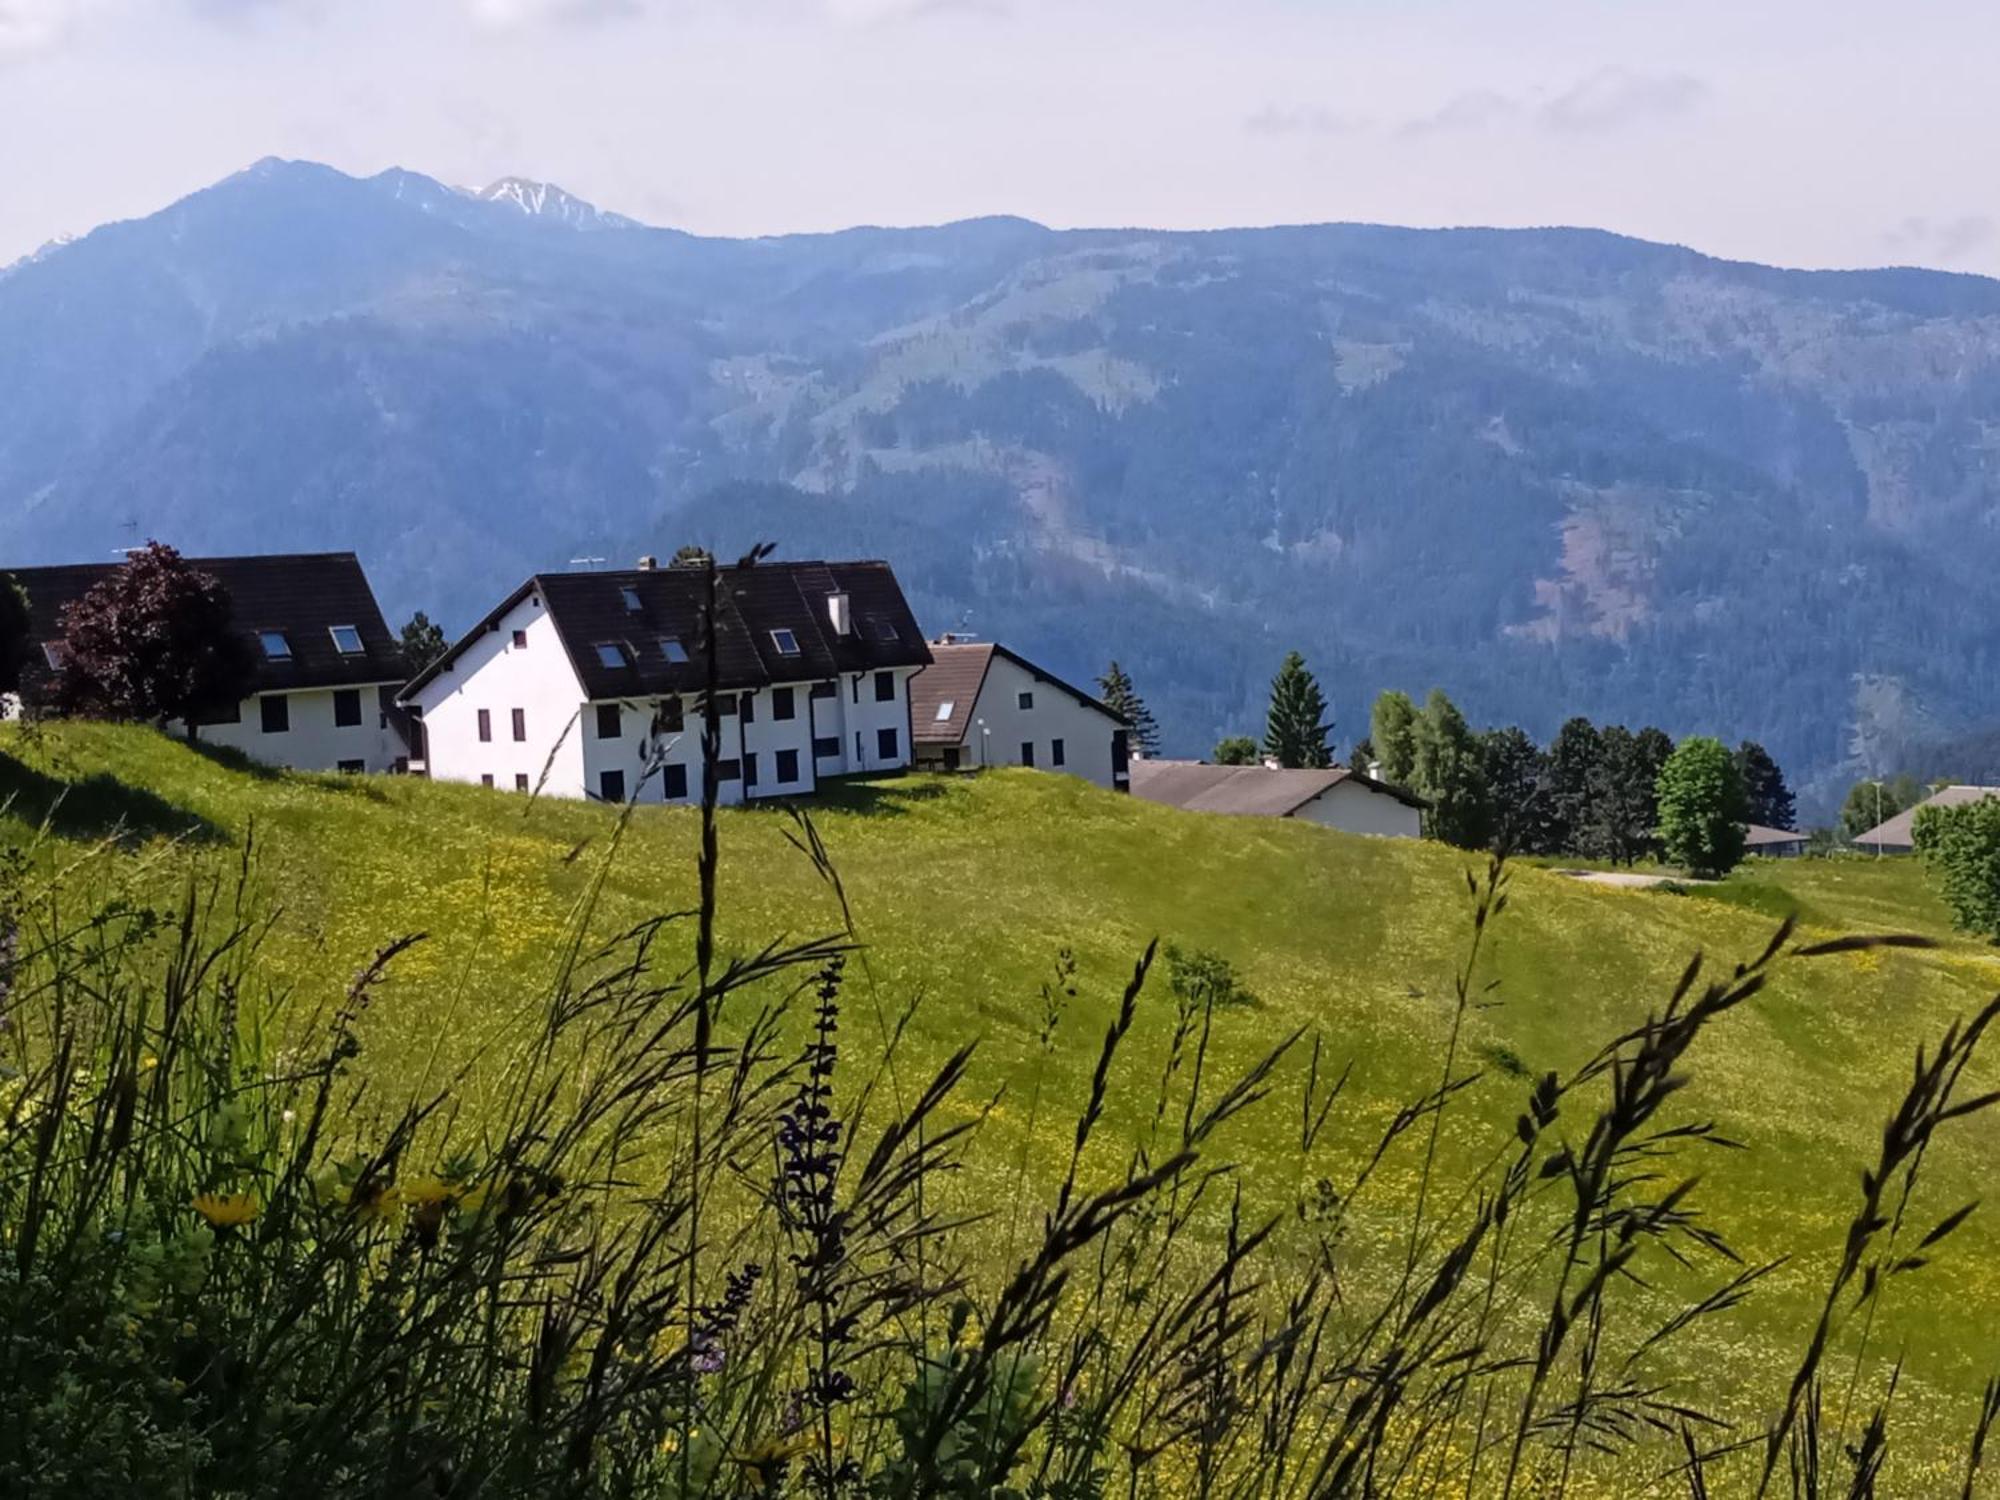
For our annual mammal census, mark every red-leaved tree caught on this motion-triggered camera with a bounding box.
[54,542,254,738]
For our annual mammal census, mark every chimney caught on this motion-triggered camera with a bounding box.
[636,555,657,571]
[826,591,852,637]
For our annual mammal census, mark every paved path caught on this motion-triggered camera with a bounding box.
[1553,868,1714,890]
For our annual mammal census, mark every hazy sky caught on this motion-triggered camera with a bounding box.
[1,0,1993,274]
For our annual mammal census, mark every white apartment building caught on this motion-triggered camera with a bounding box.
[399,557,931,805]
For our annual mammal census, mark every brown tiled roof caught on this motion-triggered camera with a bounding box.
[8,552,406,703]
[403,558,931,703]
[909,643,995,745]
[1853,785,2000,849]
[1131,759,1425,816]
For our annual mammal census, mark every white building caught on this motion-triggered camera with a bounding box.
[399,558,931,805]
[9,552,411,773]
[908,640,1131,791]
[1130,760,1425,838]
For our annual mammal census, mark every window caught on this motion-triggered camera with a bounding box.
[740,693,756,725]
[716,758,742,782]
[1051,738,1066,767]
[599,769,626,802]
[197,699,242,726]
[515,773,530,791]
[511,707,527,742]
[772,687,795,721]
[595,642,630,669]
[851,676,860,704]
[866,617,899,643]
[770,628,800,656]
[855,731,863,761]
[776,748,800,784]
[481,773,495,788]
[743,753,759,789]
[261,695,290,734]
[934,700,955,722]
[1021,741,1036,768]
[596,703,622,740]
[620,586,643,613]
[813,736,840,760]
[942,747,961,771]
[512,629,528,649]
[874,671,895,703]
[1017,690,1034,711]
[337,759,365,774]
[477,708,492,743]
[259,631,292,661]
[810,681,836,700]
[329,624,365,655]
[334,688,362,728]
[660,637,689,664]
[663,763,688,800]
[877,727,899,761]
[656,696,684,732]
[39,641,64,670]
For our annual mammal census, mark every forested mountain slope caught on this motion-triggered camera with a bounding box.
[8,158,2000,805]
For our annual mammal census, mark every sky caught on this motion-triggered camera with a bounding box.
[0,0,1994,274]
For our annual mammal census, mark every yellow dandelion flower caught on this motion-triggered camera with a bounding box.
[401,1177,456,1207]
[349,1180,403,1226]
[192,1192,259,1229]
[454,1181,493,1216]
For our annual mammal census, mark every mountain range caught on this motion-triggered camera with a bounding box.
[7,156,2000,812]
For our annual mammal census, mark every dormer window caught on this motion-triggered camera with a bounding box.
[620,586,643,613]
[259,631,292,661]
[329,624,365,655]
[660,636,689,664]
[40,642,64,670]
[595,641,631,668]
[770,628,800,656]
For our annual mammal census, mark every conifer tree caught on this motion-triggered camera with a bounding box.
[1096,660,1161,756]
[1411,688,1490,847]
[1263,651,1332,769]
[1734,740,1796,830]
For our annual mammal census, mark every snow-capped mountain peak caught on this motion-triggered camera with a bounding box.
[473,177,637,231]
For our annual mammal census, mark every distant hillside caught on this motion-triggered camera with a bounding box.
[9,159,2000,807]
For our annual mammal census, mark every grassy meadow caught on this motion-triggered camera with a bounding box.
[5,720,2000,1493]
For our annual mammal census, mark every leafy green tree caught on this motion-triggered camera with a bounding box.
[1912,796,2000,941]
[1411,689,1490,847]
[52,541,254,740]
[399,612,450,676]
[1480,725,1558,854]
[1840,774,1925,841]
[1547,717,1604,855]
[1264,651,1331,770]
[1212,735,1259,766]
[1369,691,1418,784]
[1097,660,1161,756]
[0,578,29,699]
[1733,741,1796,830]
[1655,735,1748,877]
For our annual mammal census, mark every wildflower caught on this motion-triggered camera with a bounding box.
[734,1434,812,1493]
[192,1192,259,1229]
[348,1180,403,1226]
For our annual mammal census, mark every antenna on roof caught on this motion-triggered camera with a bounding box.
[568,555,607,571]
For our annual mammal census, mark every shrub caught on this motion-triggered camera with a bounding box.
[1162,943,1259,1011]
[1914,795,2000,941]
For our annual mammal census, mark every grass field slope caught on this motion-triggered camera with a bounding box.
[6,722,2000,1477]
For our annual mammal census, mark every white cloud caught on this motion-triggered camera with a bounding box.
[1244,104,1369,138]
[1884,214,1996,265]
[0,0,93,56]
[463,0,639,27]
[1539,67,1706,133]
[822,0,1002,24]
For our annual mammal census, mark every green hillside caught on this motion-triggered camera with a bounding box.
[7,723,2000,1469]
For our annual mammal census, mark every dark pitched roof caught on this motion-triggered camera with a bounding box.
[402,559,931,703]
[1131,760,1427,816]
[909,640,1126,747]
[8,552,406,702]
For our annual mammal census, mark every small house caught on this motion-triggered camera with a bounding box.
[1130,760,1424,838]
[908,639,1131,790]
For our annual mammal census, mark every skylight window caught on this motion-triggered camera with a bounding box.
[620,586,643,613]
[934,700,955,722]
[40,642,64,670]
[259,631,292,661]
[660,637,689,664]
[328,624,365,655]
[770,628,801,656]
[595,641,631,668]
[866,617,899,643]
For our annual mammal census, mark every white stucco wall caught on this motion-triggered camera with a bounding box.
[818,667,918,777]
[1293,779,1423,838]
[185,684,407,773]
[405,593,589,797]
[925,653,1125,789]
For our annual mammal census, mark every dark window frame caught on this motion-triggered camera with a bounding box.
[663,763,689,800]
[775,748,800,784]
[1020,741,1036,768]
[772,686,796,721]
[1051,738,1066,767]
[261,695,290,735]
[599,769,626,802]
[477,708,492,743]
[875,671,895,703]
[511,707,527,743]
[333,688,362,729]
[877,726,899,762]
[596,703,622,740]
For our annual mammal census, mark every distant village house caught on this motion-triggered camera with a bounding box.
[1131,760,1425,838]
[908,639,1131,791]
[1852,785,2000,854]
